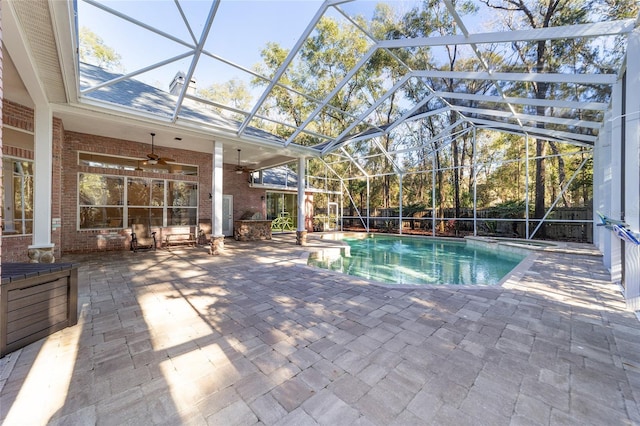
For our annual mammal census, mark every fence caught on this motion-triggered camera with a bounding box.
[339,207,593,243]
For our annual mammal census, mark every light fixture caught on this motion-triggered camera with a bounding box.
[144,132,174,165]
[147,133,158,164]
[235,149,244,174]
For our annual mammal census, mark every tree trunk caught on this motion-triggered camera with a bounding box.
[549,141,569,207]
[435,149,444,233]
[533,38,548,237]
[534,140,546,218]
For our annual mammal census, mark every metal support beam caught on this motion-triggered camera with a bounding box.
[530,156,590,239]
[399,174,403,235]
[432,155,436,237]
[525,135,530,239]
[472,128,477,236]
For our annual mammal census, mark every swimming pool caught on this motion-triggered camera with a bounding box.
[308,234,527,286]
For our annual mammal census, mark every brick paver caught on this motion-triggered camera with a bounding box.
[1,234,639,425]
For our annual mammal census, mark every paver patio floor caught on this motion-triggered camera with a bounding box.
[1,234,640,425]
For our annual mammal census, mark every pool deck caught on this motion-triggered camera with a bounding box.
[1,233,640,425]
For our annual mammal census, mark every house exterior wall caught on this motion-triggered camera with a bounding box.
[1,101,40,262]
[221,169,315,232]
[52,117,64,256]
[1,99,315,257]
[1,15,3,267]
[61,131,212,254]
[223,165,266,221]
[2,101,64,261]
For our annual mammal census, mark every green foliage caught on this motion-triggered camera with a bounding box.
[402,202,428,217]
[197,78,252,122]
[487,200,527,218]
[78,27,123,72]
[251,1,606,226]
[253,15,397,146]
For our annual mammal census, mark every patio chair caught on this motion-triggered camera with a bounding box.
[130,223,157,252]
[197,220,212,245]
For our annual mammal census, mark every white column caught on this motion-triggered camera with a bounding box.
[212,141,224,237]
[209,141,226,255]
[297,156,306,232]
[623,28,640,310]
[398,174,403,235]
[295,157,308,245]
[525,135,530,239]
[596,108,613,265]
[609,81,624,282]
[31,103,53,247]
[472,128,477,236]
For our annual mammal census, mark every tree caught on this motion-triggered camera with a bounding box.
[253,11,401,214]
[198,78,253,122]
[480,0,638,235]
[78,27,123,72]
[396,0,481,232]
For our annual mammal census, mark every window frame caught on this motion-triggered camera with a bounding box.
[2,156,35,236]
[77,172,199,230]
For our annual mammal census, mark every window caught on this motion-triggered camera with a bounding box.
[127,178,164,226]
[267,192,298,231]
[167,181,198,226]
[2,158,34,235]
[78,152,198,176]
[78,173,198,229]
[79,174,124,229]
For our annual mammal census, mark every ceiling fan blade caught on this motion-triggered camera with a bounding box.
[147,152,159,160]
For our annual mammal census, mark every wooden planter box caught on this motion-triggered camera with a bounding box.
[1,263,78,357]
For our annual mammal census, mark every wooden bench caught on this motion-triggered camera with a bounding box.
[164,227,197,248]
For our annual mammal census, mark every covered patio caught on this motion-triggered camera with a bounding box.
[1,236,640,424]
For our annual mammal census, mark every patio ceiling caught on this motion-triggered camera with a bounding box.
[3,0,638,171]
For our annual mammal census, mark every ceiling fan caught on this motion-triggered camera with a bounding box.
[234,149,253,174]
[144,132,175,165]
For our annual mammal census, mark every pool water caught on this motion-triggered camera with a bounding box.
[308,235,526,286]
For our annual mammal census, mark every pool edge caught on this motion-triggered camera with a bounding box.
[301,232,602,290]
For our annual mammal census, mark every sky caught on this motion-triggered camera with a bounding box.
[76,0,502,110]
[78,1,354,90]
[76,0,466,93]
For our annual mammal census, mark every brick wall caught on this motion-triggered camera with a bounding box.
[1,236,32,263]
[52,118,64,254]
[1,102,64,262]
[223,165,266,220]
[3,100,34,131]
[62,131,213,254]
[1,10,3,267]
